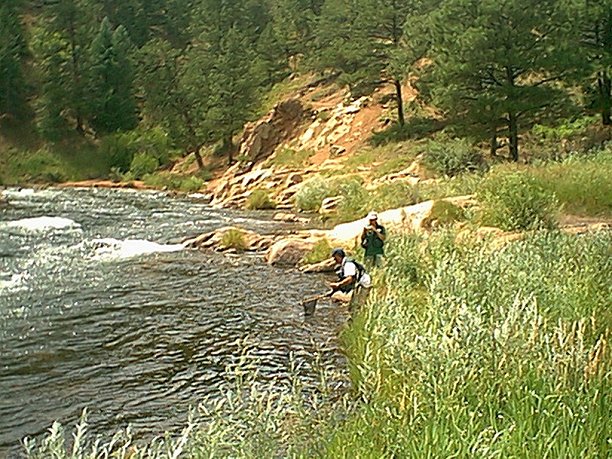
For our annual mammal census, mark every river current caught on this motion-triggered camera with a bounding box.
[0,187,346,457]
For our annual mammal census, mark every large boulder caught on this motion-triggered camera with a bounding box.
[326,196,476,246]
[266,238,314,266]
[183,226,274,252]
[299,257,336,273]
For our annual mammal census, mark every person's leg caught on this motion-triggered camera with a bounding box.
[374,254,384,268]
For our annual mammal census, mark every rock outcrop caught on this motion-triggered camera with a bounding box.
[266,239,315,266]
[326,196,477,247]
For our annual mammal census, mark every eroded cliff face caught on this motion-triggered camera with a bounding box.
[207,80,395,209]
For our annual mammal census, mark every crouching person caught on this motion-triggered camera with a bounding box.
[329,248,372,312]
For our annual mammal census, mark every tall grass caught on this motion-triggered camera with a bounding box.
[530,148,612,217]
[336,230,611,458]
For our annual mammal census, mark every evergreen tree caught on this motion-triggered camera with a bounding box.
[577,0,612,126]
[97,0,192,48]
[315,0,429,125]
[89,18,139,134]
[0,0,30,120]
[138,38,212,169]
[32,28,71,140]
[426,0,576,161]
[267,0,321,71]
[192,0,265,165]
[35,0,98,133]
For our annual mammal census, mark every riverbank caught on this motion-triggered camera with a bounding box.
[22,226,612,458]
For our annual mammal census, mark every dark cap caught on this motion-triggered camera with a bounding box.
[331,247,346,258]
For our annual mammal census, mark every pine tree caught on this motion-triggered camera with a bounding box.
[315,0,431,125]
[35,0,98,134]
[577,0,612,126]
[89,18,139,134]
[426,0,576,161]
[32,28,71,140]
[0,0,30,120]
[192,0,265,165]
[137,38,212,169]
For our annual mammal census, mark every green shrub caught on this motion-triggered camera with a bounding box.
[422,136,485,177]
[245,189,276,210]
[129,153,159,179]
[100,127,174,173]
[301,238,333,265]
[422,200,465,228]
[532,115,598,142]
[294,176,336,212]
[478,171,559,230]
[142,172,203,192]
[100,133,136,172]
[220,229,248,250]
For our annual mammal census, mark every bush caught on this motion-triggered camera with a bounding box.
[422,136,485,177]
[478,171,559,230]
[129,153,159,179]
[142,172,203,192]
[422,200,465,228]
[301,238,333,265]
[220,229,248,250]
[294,176,336,212]
[100,133,136,172]
[245,189,276,210]
[100,127,174,173]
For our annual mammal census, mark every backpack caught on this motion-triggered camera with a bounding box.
[336,257,367,293]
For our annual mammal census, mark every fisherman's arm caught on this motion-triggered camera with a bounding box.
[330,275,355,290]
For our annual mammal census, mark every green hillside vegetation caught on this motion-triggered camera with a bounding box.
[1,0,611,186]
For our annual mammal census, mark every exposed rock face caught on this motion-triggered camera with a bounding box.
[208,93,386,210]
[238,99,304,164]
[266,239,315,266]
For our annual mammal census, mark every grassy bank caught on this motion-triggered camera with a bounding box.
[294,145,612,225]
[25,229,611,458]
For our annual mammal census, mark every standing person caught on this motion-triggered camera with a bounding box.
[329,248,371,311]
[361,211,386,267]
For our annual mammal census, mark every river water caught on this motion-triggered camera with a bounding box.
[0,187,346,457]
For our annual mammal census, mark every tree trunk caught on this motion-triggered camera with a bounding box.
[68,18,85,134]
[490,126,498,157]
[508,112,519,162]
[223,135,235,165]
[393,79,405,126]
[193,146,204,170]
[597,70,611,126]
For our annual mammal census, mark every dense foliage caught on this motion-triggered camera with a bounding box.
[0,0,610,170]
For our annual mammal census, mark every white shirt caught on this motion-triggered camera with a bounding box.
[342,259,371,288]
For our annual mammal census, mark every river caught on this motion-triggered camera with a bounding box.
[0,187,346,457]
